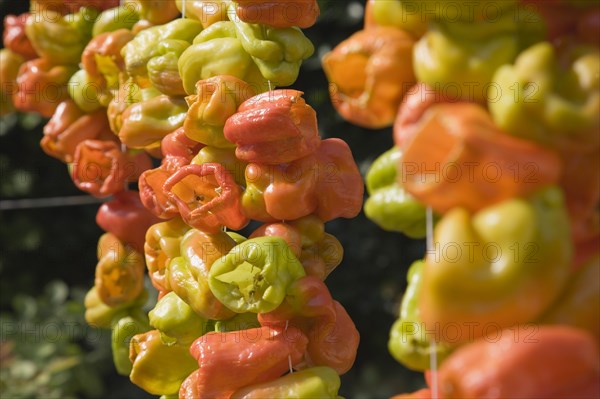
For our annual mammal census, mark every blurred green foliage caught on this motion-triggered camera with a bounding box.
[0,1,426,397]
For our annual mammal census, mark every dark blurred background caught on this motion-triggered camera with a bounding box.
[0,1,425,397]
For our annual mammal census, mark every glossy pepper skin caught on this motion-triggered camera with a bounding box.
[13,58,77,118]
[184,75,256,148]
[95,233,146,308]
[235,0,320,29]
[420,187,572,343]
[67,69,103,113]
[388,261,453,371]
[91,5,140,36]
[3,14,38,60]
[0,49,25,116]
[364,146,428,239]
[122,18,203,87]
[208,236,306,313]
[432,326,600,399]
[96,191,160,253]
[146,39,190,97]
[144,217,191,296]
[400,103,562,214]
[111,311,150,376]
[163,163,249,232]
[134,0,181,25]
[181,326,308,399]
[230,366,340,399]
[322,27,416,129]
[174,0,229,28]
[71,139,151,198]
[490,42,600,152]
[119,95,188,149]
[129,330,198,396]
[24,7,99,65]
[84,286,148,329]
[224,89,320,164]
[168,228,237,320]
[191,146,248,187]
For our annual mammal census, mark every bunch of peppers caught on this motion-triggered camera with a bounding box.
[2,1,365,397]
[323,0,600,397]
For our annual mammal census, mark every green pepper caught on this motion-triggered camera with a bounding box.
[67,69,102,113]
[191,146,247,187]
[111,310,150,376]
[178,21,268,95]
[388,261,453,371]
[122,18,203,86]
[420,187,572,343]
[413,16,519,102]
[208,236,306,313]
[370,0,428,38]
[230,10,315,87]
[84,286,148,329]
[92,5,139,36]
[489,42,599,149]
[148,291,211,345]
[214,312,260,332]
[0,49,25,116]
[25,7,99,65]
[230,367,341,399]
[147,39,190,96]
[364,147,428,238]
[227,232,247,245]
[129,330,198,396]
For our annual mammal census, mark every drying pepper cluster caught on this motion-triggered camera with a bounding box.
[323,0,599,397]
[1,1,364,397]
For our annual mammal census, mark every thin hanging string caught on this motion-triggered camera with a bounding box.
[285,320,294,374]
[426,206,438,398]
[182,0,186,18]
[0,195,104,210]
[268,80,273,92]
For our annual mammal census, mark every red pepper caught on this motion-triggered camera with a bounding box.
[81,29,135,89]
[183,325,308,399]
[164,163,248,232]
[235,0,320,29]
[224,90,321,164]
[96,191,161,253]
[40,100,116,163]
[72,139,152,198]
[3,14,38,60]
[161,127,204,161]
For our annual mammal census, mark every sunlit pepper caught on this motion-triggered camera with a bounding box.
[119,94,188,149]
[208,236,306,313]
[365,147,428,238]
[490,42,600,151]
[133,0,181,25]
[95,232,146,307]
[182,326,308,399]
[13,58,77,118]
[161,127,205,160]
[107,77,143,135]
[420,187,572,343]
[84,285,148,329]
[148,291,210,345]
[432,326,600,398]
[31,0,120,14]
[231,366,340,398]
[71,139,151,197]
[540,254,600,340]
[91,5,140,36]
[3,14,38,60]
[298,233,344,280]
[0,49,25,116]
[214,312,259,333]
[111,311,150,376]
[25,7,98,65]
[122,18,203,86]
[224,89,320,164]
[191,146,247,187]
[144,217,191,295]
[129,330,198,396]
[368,0,427,39]
[178,21,268,95]
[67,69,103,113]
[174,0,229,28]
[185,75,256,148]
[388,261,453,371]
[147,39,190,96]
[400,103,562,214]
[235,0,320,29]
[168,228,237,320]
[163,163,248,232]
[96,191,159,252]
[322,27,416,129]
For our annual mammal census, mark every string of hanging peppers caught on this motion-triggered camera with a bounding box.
[322,0,599,398]
[1,1,364,397]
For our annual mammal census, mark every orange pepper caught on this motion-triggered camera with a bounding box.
[81,29,134,91]
[94,233,146,307]
[224,89,321,164]
[433,326,600,399]
[40,100,115,163]
[235,0,320,29]
[71,139,152,198]
[322,27,416,129]
[161,127,204,160]
[183,326,308,399]
[163,163,248,232]
[400,103,562,214]
[3,14,38,60]
[13,58,76,118]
